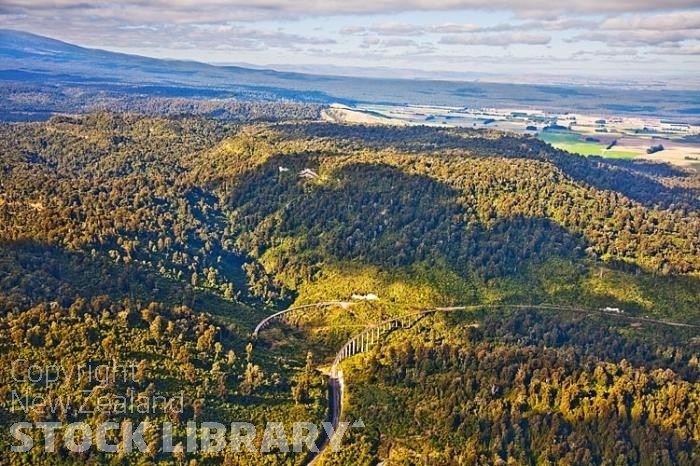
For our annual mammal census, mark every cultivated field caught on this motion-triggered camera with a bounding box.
[324,104,700,168]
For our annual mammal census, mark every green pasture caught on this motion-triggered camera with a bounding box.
[538,130,638,159]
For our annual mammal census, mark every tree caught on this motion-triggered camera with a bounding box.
[240,363,264,396]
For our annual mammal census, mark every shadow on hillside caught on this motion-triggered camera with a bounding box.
[272,122,699,211]
[352,311,700,464]
[0,240,261,334]
[228,154,586,281]
[472,308,700,382]
[365,309,700,463]
[599,157,690,178]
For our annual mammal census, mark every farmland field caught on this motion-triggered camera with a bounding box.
[325,104,700,165]
[538,129,638,158]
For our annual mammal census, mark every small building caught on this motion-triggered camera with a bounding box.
[278,166,290,173]
[351,293,379,301]
[299,168,319,179]
[601,306,624,314]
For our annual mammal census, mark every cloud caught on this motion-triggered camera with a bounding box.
[382,38,419,47]
[571,48,639,57]
[341,18,597,37]
[0,15,336,51]
[439,18,598,33]
[342,22,481,37]
[359,37,382,48]
[647,44,700,55]
[562,10,700,47]
[339,26,366,35]
[366,22,425,36]
[571,29,700,46]
[358,37,418,48]
[3,0,700,22]
[440,32,551,46]
[600,11,700,30]
[428,23,482,33]
[516,19,599,31]
[1,0,697,86]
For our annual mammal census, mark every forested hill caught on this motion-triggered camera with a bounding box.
[0,113,698,319]
[1,112,699,464]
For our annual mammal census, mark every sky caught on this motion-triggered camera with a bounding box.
[1,1,699,86]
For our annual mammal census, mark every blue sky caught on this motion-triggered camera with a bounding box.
[1,1,698,86]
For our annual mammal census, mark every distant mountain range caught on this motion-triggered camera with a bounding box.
[1,29,699,118]
[0,29,343,103]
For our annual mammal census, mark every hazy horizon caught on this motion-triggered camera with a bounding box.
[1,1,699,88]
